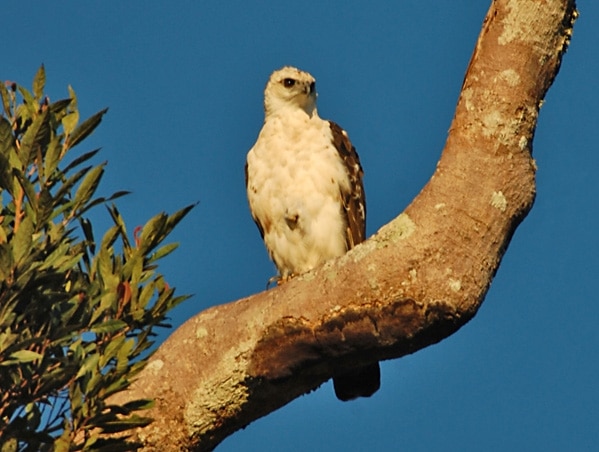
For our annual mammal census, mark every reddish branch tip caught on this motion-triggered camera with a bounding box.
[133,226,143,248]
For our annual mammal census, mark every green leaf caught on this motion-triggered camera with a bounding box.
[52,164,92,207]
[92,292,117,324]
[49,97,72,114]
[0,125,15,192]
[0,243,14,281]
[90,319,126,334]
[6,349,43,363]
[136,282,155,313]
[149,242,179,263]
[138,213,167,249]
[14,168,39,212]
[17,86,35,114]
[38,240,72,271]
[25,401,42,430]
[1,437,17,452]
[33,64,46,102]
[18,109,49,167]
[67,85,78,111]
[0,225,7,249]
[99,224,121,253]
[80,217,95,251]
[61,111,79,137]
[62,148,100,174]
[77,190,131,216]
[35,187,54,225]
[106,204,132,249]
[100,335,125,367]
[116,338,134,374]
[55,251,83,273]
[98,415,152,433]
[107,190,130,201]
[103,376,130,398]
[72,163,105,212]
[81,432,100,449]
[0,81,12,117]
[53,435,70,452]
[13,215,33,263]
[0,326,18,352]
[75,353,99,380]
[44,136,62,180]
[84,365,104,395]
[66,108,108,150]
[166,203,197,231]
[0,116,14,157]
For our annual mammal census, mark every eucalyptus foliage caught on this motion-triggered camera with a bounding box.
[0,66,192,451]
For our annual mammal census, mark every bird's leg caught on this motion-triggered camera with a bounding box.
[266,275,281,289]
[265,273,296,289]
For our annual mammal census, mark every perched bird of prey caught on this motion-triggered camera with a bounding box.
[245,66,380,401]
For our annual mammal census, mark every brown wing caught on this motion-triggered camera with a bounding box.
[329,121,366,250]
[329,121,380,401]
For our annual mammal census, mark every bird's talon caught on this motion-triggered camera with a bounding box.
[266,275,281,289]
[266,274,296,289]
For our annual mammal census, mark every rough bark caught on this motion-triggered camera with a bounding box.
[110,0,577,449]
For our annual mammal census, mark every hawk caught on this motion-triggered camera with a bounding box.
[245,66,380,401]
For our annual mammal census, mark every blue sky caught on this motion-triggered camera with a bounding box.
[4,1,598,450]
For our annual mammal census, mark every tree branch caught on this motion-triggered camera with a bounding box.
[110,0,577,449]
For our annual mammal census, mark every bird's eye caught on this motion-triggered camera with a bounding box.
[283,78,296,88]
[309,82,316,93]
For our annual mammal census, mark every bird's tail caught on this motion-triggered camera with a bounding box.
[333,362,381,401]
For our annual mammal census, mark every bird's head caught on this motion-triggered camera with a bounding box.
[263,66,317,118]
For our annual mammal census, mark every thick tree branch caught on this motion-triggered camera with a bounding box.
[110,0,577,449]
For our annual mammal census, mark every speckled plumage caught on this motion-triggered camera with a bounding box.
[245,66,365,279]
[245,67,380,401]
